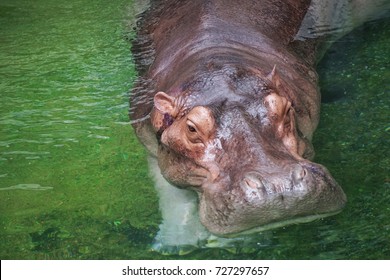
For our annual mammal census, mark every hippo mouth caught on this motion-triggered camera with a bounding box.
[225,210,343,237]
[198,162,347,237]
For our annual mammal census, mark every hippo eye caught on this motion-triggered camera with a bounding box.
[186,119,206,145]
[187,124,197,133]
[186,120,197,133]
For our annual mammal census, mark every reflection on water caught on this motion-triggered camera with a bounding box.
[0,0,389,259]
[0,184,53,191]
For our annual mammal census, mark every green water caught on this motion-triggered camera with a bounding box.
[0,0,388,259]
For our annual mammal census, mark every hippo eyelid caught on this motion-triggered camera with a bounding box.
[186,119,198,133]
[188,124,196,133]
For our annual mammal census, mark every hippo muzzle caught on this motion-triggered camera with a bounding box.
[199,162,346,236]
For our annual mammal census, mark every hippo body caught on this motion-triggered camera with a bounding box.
[130,0,388,253]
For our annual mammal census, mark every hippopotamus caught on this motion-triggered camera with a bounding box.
[129,0,389,253]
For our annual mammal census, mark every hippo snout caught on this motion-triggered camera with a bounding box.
[199,162,346,236]
[240,164,312,197]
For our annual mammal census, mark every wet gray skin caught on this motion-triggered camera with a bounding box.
[127,0,390,241]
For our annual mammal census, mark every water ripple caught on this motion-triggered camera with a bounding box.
[0,184,53,191]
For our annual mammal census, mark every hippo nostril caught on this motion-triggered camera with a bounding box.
[302,168,307,178]
[292,165,307,184]
[243,173,264,190]
[244,177,258,189]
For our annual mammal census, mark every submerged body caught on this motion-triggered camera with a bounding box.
[130,0,388,252]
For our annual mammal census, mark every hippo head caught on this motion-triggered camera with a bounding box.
[150,65,346,237]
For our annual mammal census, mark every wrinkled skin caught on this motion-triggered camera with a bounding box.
[129,0,388,251]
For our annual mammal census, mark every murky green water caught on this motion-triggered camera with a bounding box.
[0,0,388,259]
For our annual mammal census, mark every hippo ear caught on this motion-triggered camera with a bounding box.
[154,91,176,115]
[152,91,177,132]
[267,65,282,89]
